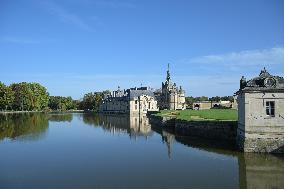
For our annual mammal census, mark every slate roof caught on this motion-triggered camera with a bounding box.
[128,89,155,99]
[239,68,284,92]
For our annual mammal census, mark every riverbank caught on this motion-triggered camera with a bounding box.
[155,109,238,121]
[149,114,237,141]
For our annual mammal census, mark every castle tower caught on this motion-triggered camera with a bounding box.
[156,64,186,110]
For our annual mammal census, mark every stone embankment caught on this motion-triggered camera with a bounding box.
[149,115,237,141]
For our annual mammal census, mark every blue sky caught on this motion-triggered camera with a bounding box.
[0,0,284,99]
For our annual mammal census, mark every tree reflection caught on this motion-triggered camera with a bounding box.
[48,113,73,122]
[0,113,49,141]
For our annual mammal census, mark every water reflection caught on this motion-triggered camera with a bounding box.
[0,113,49,141]
[238,154,284,189]
[48,113,73,122]
[0,113,74,141]
[0,113,283,189]
[82,113,153,139]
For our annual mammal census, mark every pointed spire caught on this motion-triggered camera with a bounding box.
[166,63,171,81]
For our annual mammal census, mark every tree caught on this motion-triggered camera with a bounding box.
[0,82,14,110]
[48,96,78,111]
[10,82,49,111]
[209,96,221,102]
[80,92,105,110]
[220,96,234,102]
[185,96,194,107]
[28,83,49,110]
[195,96,209,102]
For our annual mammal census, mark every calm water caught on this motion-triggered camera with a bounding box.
[0,113,283,189]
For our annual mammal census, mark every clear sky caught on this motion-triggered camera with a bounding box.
[0,0,284,99]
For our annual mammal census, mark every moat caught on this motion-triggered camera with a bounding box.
[0,113,283,189]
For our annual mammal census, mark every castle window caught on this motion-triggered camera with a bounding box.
[266,101,275,117]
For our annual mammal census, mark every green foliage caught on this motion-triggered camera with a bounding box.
[10,82,49,111]
[80,91,109,110]
[156,109,238,121]
[185,96,195,107]
[48,96,77,111]
[0,82,14,110]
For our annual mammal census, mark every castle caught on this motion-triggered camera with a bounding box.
[99,64,186,114]
[154,64,186,110]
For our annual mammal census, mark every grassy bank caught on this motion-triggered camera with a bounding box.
[155,109,238,121]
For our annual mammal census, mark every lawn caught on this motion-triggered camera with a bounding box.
[155,109,238,121]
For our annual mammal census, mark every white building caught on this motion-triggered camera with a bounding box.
[99,87,159,115]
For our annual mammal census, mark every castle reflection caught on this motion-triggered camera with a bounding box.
[82,113,153,139]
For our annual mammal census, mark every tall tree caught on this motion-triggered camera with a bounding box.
[0,82,14,110]
[80,92,105,110]
[10,82,49,111]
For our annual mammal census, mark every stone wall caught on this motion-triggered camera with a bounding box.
[149,115,176,127]
[149,115,237,141]
[237,133,284,153]
[175,120,237,141]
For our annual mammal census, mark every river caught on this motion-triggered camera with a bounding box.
[0,113,283,189]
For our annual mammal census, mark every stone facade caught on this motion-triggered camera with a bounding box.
[98,87,159,115]
[155,64,186,110]
[236,68,284,153]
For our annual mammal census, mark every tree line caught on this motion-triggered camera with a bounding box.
[0,81,110,112]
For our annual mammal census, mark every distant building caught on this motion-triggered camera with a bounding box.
[236,68,284,153]
[155,64,186,110]
[192,101,220,110]
[98,86,159,115]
